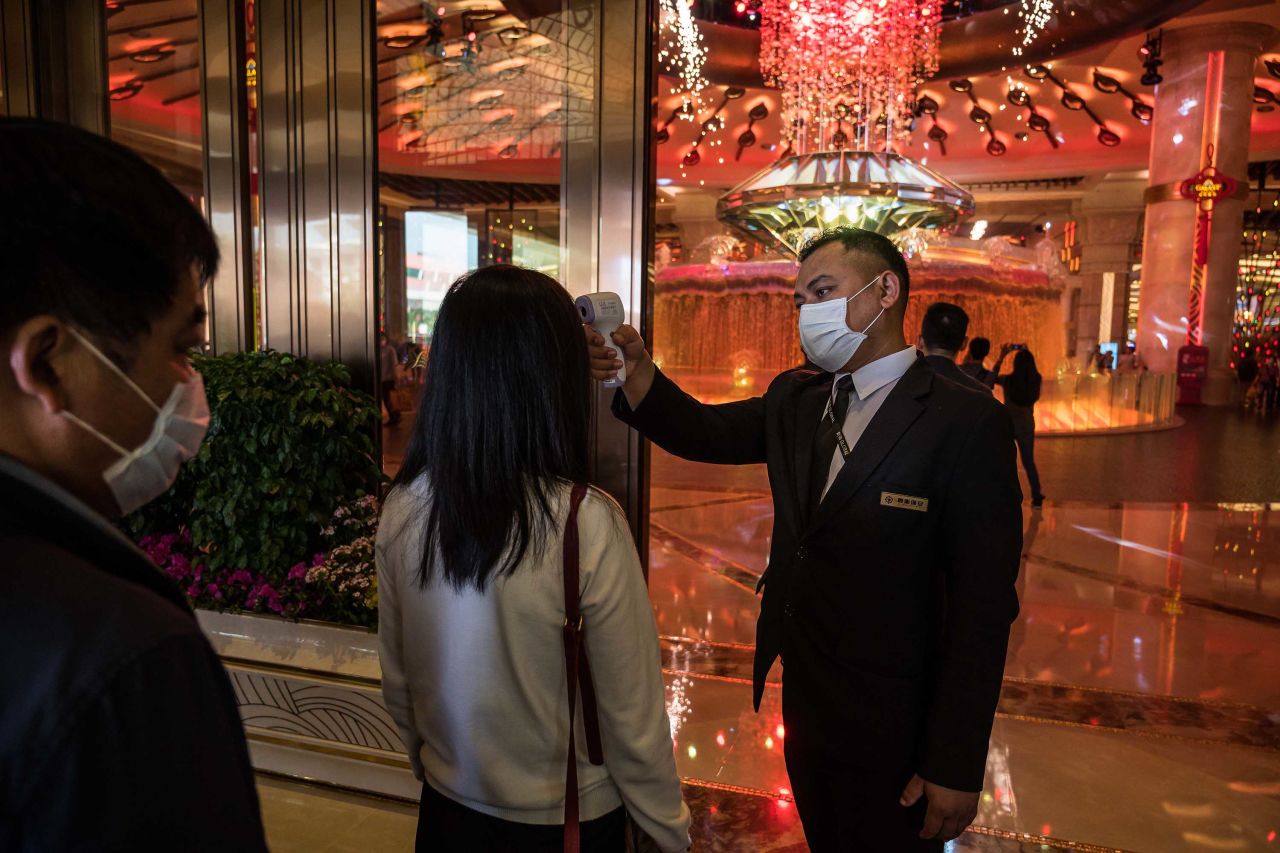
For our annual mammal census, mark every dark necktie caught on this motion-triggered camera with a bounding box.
[808,375,855,516]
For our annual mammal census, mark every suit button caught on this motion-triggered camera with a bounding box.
[784,603,795,618]
[796,547,808,560]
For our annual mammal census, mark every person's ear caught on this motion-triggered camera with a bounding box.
[8,316,72,415]
[961,335,969,351]
[915,334,926,351]
[879,272,903,310]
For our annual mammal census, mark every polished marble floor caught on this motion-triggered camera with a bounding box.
[289,410,1280,852]
[643,436,1280,852]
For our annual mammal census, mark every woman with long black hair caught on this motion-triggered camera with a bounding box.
[994,344,1045,508]
[376,266,690,853]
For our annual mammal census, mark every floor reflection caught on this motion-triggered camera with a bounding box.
[650,448,1280,851]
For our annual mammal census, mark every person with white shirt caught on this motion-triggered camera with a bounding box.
[379,265,690,853]
[587,227,1023,851]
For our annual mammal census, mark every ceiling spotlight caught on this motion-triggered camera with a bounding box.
[1092,70,1122,94]
[683,148,701,167]
[108,80,143,101]
[916,95,939,116]
[497,26,530,44]
[1007,88,1030,107]
[1131,101,1154,123]
[1253,85,1276,106]
[399,110,423,124]
[129,46,175,64]
[498,144,518,159]
[1267,59,1280,80]
[986,137,1007,156]
[1060,90,1085,110]
[949,79,973,93]
[382,33,426,49]
[1098,127,1121,147]
[1139,30,1163,86]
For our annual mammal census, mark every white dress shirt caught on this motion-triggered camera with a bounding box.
[822,346,919,499]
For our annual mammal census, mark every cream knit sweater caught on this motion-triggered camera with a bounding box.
[377,480,691,852]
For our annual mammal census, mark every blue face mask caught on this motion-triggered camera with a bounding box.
[797,272,887,372]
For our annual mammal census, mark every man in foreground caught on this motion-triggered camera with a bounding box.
[589,227,1022,850]
[0,119,267,850]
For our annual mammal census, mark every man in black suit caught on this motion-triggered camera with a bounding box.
[917,302,993,395]
[588,227,1022,850]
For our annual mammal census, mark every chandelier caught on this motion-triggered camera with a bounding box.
[717,151,974,256]
[759,0,942,153]
[721,1,968,255]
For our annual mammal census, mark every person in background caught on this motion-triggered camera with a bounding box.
[380,332,402,426]
[1237,351,1260,409]
[917,302,993,396]
[0,119,266,851]
[378,265,690,853]
[1116,342,1139,373]
[959,337,998,389]
[994,344,1046,509]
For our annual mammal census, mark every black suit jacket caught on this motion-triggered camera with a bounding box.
[925,353,994,396]
[614,358,1022,791]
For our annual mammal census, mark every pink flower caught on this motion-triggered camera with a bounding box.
[206,583,220,598]
[288,563,307,581]
[228,569,254,586]
[186,583,201,598]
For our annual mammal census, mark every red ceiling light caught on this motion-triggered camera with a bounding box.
[382,33,426,50]
[108,80,143,101]
[129,46,175,63]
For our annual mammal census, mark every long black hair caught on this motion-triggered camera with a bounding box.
[393,265,591,590]
[1004,348,1043,406]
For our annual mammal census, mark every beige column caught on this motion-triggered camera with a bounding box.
[1077,174,1146,362]
[1137,22,1277,403]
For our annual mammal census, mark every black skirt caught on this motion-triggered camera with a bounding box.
[416,781,627,853]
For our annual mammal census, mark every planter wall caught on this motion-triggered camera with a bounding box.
[198,610,418,800]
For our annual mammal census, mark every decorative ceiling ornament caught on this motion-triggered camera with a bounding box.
[657,0,710,120]
[1014,0,1055,58]
[893,226,932,260]
[758,0,943,154]
[717,151,974,256]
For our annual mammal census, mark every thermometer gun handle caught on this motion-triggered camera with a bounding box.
[575,294,628,388]
[600,328,626,388]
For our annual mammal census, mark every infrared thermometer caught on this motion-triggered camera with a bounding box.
[576,292,627,388]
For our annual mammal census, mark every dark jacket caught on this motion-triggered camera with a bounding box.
[0,456,267,852]
[925,354,993,396]
[614,358,1022,792]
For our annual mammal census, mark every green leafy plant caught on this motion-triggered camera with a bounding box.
[125,350,385,579]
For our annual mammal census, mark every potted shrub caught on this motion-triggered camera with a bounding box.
[125,349,385,628]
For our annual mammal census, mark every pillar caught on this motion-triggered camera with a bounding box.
[1077,175,1146,363]
[1137,22,1277,403]
[0,0,107,132]
[255,0,379,393]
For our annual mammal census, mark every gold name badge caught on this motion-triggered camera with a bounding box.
[881,492,929,513]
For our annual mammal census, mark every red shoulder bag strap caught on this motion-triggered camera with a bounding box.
[563,482,605,853]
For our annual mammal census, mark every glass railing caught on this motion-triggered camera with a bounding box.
[1018,370,1178,434]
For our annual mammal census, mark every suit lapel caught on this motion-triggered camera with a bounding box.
[806,359,933,535]
[789,373,834,527]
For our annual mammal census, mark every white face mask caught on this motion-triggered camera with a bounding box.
[60,329,210,516]
[798,272,888,372]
